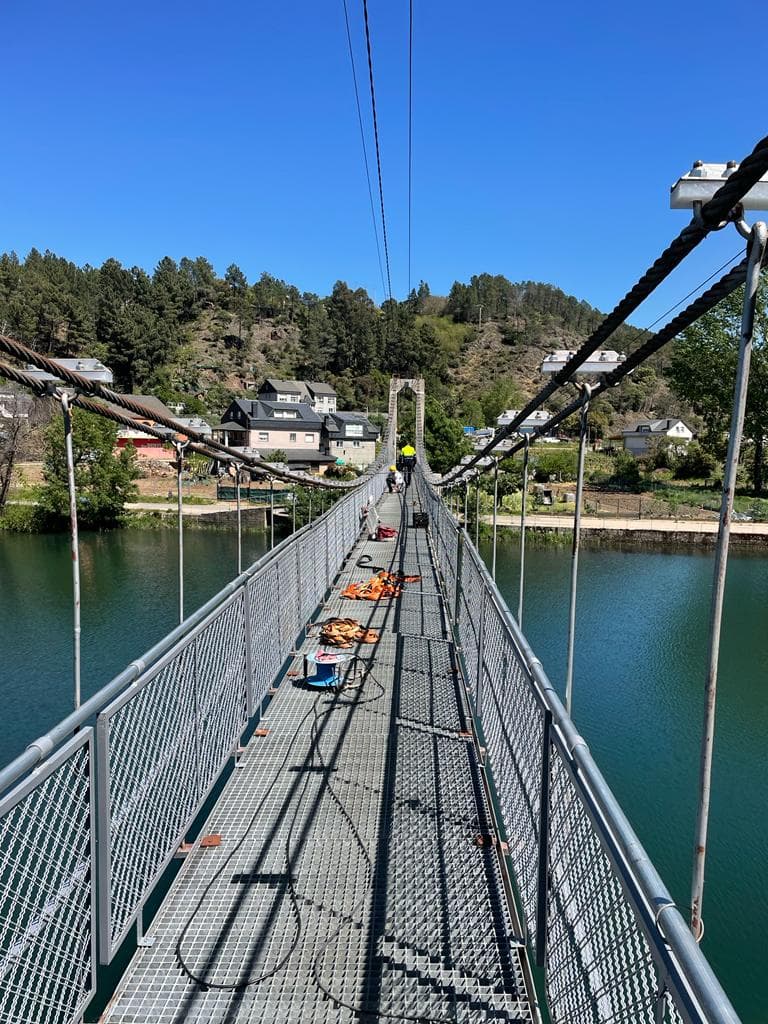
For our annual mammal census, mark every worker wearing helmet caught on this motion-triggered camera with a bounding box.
[386,465,398,493]
[399,444,417,487]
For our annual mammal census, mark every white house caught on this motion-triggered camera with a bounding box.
[622,418,694,456]
[323,412,380,468]
[257,379,337,414]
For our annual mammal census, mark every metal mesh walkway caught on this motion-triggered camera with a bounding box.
[101,492,536,1023]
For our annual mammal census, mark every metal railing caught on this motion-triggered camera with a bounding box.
[0,465,743,1024]
[414,467,741,1024]
[0,475,383,1022]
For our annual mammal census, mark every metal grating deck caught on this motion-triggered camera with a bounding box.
[101,493,536,1023]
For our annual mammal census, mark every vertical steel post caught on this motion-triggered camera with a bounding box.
[175,441,188,624]
[453,527,465,628]
[491,457,499,581]
[565,384,591,716]
[535,708,553,967]
[308,491,313,525]
[474,475,480,549]
[474,593,487,717]
[463,482,468,529]
[518,434,530,627]
[270,480,275,550]
[690,221,767,940]
[243,583,255,718]
[296,536,303,633]
[235,465,242,576]
[292,485,297,533]
[59,392,81,711]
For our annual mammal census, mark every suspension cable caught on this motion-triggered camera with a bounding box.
[438,253,753,481]
[437,133,768,485]
[362,0,394,307]
[0,335,391,490]
[341,0,387,300]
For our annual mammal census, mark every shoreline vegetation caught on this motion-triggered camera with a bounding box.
[483,519,768,551]
[5,498,768,552]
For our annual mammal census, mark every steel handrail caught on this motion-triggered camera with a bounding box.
[418,468,741,1024]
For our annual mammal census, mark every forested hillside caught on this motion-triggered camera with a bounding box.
[0,251,690,436]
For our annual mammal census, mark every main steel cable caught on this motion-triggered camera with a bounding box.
[407,0,413,299]
[0,333,391,490]
[487,259,750,469]
[362,0,394,307]
[438,133,768,485]
[0,360,230,465]
[341,0,387,300]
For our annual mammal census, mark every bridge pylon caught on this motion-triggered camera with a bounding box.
[388,377,425,459]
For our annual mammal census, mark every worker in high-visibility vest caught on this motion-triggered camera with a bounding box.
[399,444,416,487]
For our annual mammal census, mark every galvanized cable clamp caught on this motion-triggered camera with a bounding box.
[691,199,732,233]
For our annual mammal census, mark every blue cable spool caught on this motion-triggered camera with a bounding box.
[305,650,355,688]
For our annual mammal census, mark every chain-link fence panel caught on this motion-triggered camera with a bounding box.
[98,639,198,958]
[0,731,94,1024]
[545,746,683,1024]
[457,543,484,693]
[479,596,543,937]
[246,560,283,705]
[98,593,249,960]
[298,527,324,623]
[274,544,300,655]
[195,593,249,801]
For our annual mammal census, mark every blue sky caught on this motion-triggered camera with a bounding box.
[0,0,763,326]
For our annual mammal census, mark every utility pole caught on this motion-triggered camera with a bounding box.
[478,304,484,330]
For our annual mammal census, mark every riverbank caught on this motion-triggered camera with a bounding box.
[0,498,292,531]
[485,513,768,548]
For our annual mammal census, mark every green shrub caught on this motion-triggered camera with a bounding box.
[610,451,642,491]
[0,505,53,532]
[674,443,716,480]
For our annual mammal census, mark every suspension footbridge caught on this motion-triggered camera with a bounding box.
[2,132,768,1023]
[0,379,742,1024]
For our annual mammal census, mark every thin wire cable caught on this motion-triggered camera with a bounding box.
[362,0,394,307]
[407,0,414,299]
[341,0,387,300]
[630,249,743,342]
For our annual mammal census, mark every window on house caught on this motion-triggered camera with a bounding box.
[335,440,343,447]
[305,433,315,443]
[289,433,297,442]
[346,424,364,438]
[352,440,361,448]
[273,409,297,419]
[259,431,269,442]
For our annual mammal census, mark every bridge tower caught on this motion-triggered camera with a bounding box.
[388,377,425,458]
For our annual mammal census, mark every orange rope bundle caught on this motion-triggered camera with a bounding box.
[340,570,421,601]
[319,618,380,648]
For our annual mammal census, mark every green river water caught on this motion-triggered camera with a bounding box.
[0,527,765,1021]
